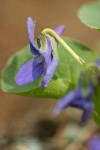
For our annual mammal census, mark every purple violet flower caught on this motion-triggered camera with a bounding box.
[54,85,95,124]
[16,17,65,87]
[88,136,100,150]
[54,59,100,124]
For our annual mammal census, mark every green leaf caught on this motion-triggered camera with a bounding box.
[78,1,100,30]
[93,86,100,126]
[20,79,74,99]
[1,37,98,99]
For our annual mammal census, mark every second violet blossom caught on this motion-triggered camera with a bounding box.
[54,85,95,124]
[54,60,100,124]
[16,17,65,87]
[88,136,100,150]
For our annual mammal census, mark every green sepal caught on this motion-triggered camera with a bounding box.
[38,35,47,53]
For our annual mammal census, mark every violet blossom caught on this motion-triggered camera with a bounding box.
[88,136,100,150]
[16,17,65,87]
[54,59,100,124]
[54,85,95,124]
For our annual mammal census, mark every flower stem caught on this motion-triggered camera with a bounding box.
[42,28,87,67]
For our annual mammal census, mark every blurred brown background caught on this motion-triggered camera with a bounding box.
[0,0,100,133]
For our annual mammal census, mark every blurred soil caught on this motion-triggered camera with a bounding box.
[0,0,100,149]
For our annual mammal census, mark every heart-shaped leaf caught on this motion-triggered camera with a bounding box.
[78,1,100,30]
[1,37,98,99]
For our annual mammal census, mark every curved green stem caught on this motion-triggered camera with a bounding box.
[42,28,87,67]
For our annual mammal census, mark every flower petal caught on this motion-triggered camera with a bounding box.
[86,86,94,99]
[54,25,65,36]
[96,58,100,68]
[88,136,100,150]
[27,17,40,56]
[71,99,94,124]
[53,88,82,115]
[16,57,44,86]
[41,38,52,66]
[41,53,58,87]
[80,102,94,124]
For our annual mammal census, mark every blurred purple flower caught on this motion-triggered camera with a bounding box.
[54,85,95,124]
[54,59,100,124]
[88,136,100,150]
[95,59,100,82]
[96,59,100,67]
[16,17,65,87]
